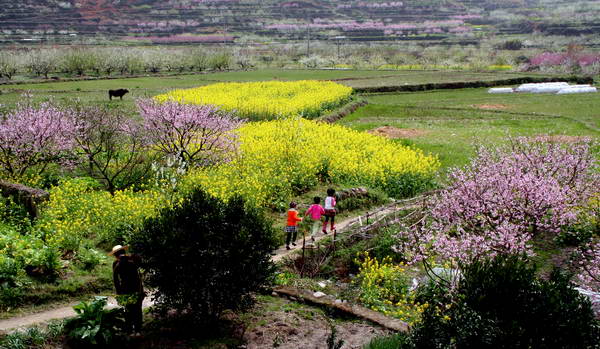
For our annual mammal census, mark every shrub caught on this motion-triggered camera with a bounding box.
[496,39,523,50]
[64,296,125,347]
[75,247,105,271]
[370,228,405,263]
[130,188,276,324]
[353,253,423,323]
[363,333,412,349]
[409,255,600,349]
[0,196,30,232]
[0,255,23,288]
[335,188,387,213]
[0,226,60,280]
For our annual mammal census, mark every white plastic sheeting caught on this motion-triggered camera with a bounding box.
[514,82,568,93]
[556,86,598,94]
[495,82,598,95]
[531,85,569,93]
[564,84,592,88]
[488,88,514,94]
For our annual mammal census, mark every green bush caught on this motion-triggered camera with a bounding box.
[382,173,434,199]
[64,296,125,347]
[0,285,23,311]
[363,333,411,349]
[409,255,600,349]
[0,255,21,288]
[0,196,30,232]
[131,188,276,324]
[335,188,387,213]
[370,228,405,263]
[0,226,61,279]
[0,255,25,310]
[75,247,105,271]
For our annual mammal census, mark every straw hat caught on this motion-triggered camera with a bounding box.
[108,244,129,256]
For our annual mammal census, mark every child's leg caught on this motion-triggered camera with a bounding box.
[330,215,335,230]
[322,216,329,233]
[285,229,292,246]
[291,227,297,242]
[311,219,320,236]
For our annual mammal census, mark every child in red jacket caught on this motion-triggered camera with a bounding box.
[285,201,303,250]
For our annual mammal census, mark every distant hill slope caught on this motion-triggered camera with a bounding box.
[1,0,599,44]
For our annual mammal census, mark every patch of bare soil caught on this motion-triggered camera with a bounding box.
[367,126,428,139]
[471,104,509,110]
[244,297,389,349]
[531,135,589,143]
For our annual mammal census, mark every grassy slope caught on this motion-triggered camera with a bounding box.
[340,88,600,170]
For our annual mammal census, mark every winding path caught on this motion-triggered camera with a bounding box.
[0,199,418,333]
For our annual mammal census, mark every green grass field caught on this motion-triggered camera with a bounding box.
[0,69,552,113]
[341,88,600,170]
[1,68,596,172]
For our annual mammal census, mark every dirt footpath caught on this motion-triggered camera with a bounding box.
[0,203,404,333]
[0,296,155,333]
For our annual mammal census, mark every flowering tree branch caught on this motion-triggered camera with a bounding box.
[137,99,244,168]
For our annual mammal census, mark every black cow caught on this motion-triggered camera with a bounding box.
[108,89,129,100]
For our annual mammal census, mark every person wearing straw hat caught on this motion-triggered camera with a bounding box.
[109,245,145,334]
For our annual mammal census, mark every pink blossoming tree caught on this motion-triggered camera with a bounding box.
[0,102,78,177]
[137,99,244,167]
[397,138,599,265]
[73,106,155,194]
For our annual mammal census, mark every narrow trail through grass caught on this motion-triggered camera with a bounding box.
[0,201,414,333]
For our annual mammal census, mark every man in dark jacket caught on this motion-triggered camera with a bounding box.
[110,245,145,333]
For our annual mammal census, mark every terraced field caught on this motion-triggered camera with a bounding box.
[2,0,600,44]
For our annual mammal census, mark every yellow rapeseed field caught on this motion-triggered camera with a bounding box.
[37,179,166,250]
[35,119,438,249]
[181,118,439,208]
[154,80,353,120]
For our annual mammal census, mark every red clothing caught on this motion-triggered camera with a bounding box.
[305,204,325,220]
[287,209,303,226]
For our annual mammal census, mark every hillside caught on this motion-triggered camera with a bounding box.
[1,0,600,44]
